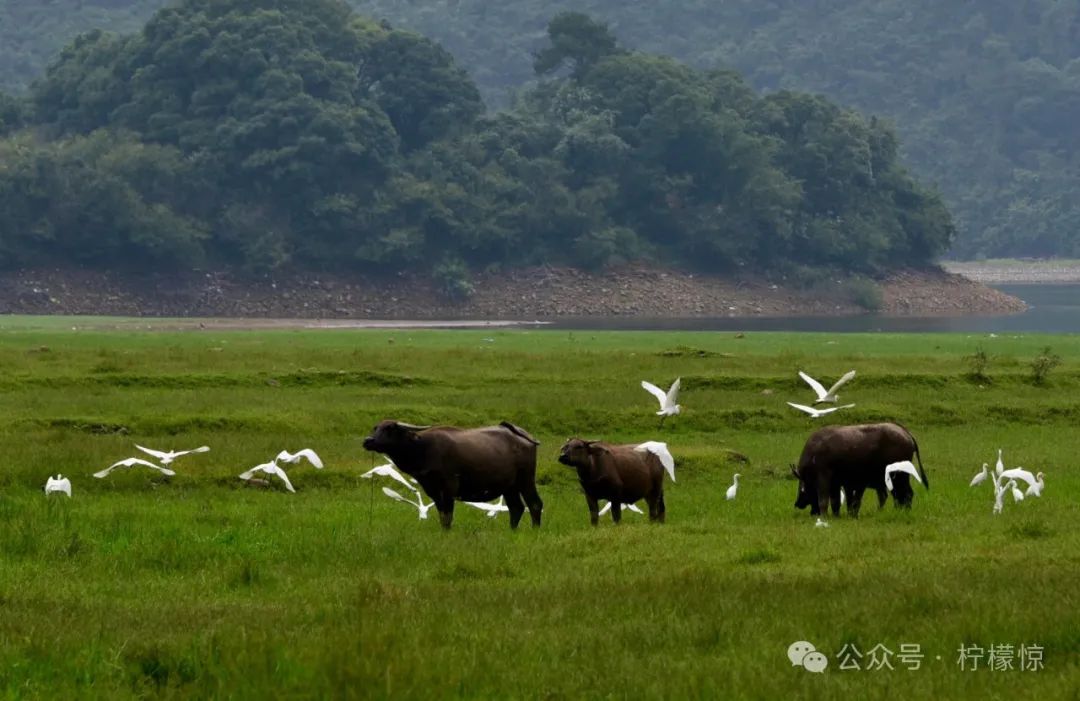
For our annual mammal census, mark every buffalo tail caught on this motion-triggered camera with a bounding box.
[500,421,540,446]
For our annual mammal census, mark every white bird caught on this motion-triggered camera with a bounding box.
[44,474,72,497]
[995,449,1004,477]
[641,378,681,423]
[993,479,1013,514]
[361,462,420,496]
[634,441,676,483]
[884,460,924,491]
[135,444,209,466]
[814,517,830,528]
[238,461,295,493]
[799,370,856,404]
[276,449,324,469]
[1010,481,1025,502]
[94,457,176,479]
[1000,468,1038,493]
[463,496,509,518]
[1025,472,1045,498]
[787,402,855,418]
[969,463,989,487]
[840,489,846,506]
[726,473,740,501]
[381,486,435,519]
[598,500,645,516]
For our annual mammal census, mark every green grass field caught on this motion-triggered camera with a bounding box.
[1,319,1079,699]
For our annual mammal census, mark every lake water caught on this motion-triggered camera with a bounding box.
[543,284,1080,334]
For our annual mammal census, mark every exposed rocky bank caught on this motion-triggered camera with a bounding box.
[0,265,1026,319]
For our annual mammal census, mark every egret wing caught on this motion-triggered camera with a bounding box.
[135,445,169,460]
[825,370,857,396]
[798,372,828,400]
[999,468,1036,488]
[640,381,668,407]
[665,377,681,405]
[787,402,817,415]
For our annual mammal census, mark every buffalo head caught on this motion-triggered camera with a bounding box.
[362,420,430,453]
[791,464,813,510]
[558,438,607,468]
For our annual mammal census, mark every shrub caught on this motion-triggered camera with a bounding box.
[964,345,990,383]
[843,276,884,312]
[1030,346,1061,386]
[432,258,474,301]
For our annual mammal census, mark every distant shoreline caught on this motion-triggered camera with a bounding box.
[943,260,1080,284]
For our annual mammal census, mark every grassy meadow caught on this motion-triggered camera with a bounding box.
[1,317,1079,699]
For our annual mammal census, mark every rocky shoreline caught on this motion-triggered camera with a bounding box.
[943,260,1080,284]
[0,265,1027,319]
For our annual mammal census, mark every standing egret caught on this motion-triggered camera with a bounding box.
[94,457,176,479]
[993,479,1014,515]
[276,449,324,469]
[1010,481,1025,503]
[798,370,856,404]
[381,486,435,520]
[238,461,295,493]
[995,449,1004,477]
[814,517,830,528]
[641,378,681,425]
[787,402,856,419]
[969,463,989,487]
[44,475,72,497]
[726,473,740,501]
[135,444,209,466]
[884,460,924,491]
[634,441,676,482]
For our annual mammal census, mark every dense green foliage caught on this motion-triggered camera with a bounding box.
[0,1,953,278]
[2,322,1080,697]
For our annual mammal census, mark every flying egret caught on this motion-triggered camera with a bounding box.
[969,463,989,487]
[787,402,856,419]
[135,444,209,466]
[239,461,295,493]
[276,449,324,469]
[726,473,740,501]
[381,486,435,520]
[999,468,1038,494]
[94,457,176,479]
[598,500,645,516]
[798,370,856,404]
[884,460,924,491]
[360,462,420,496]
[44,474,71,497]
[462,496,509,518]
[995,449,1004,477]
[641,378,681,424]
[1025,472,1045,498]
[634,441,676,483]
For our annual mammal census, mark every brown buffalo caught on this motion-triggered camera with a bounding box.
[362,420,543,529]
[792,422,929,518]
[558,438,670,525]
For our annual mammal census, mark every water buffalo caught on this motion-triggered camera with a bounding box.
[362,420,543,529]
[792,422,929,518]
[558,438,670,525]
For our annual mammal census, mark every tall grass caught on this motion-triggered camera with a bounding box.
[0,322,1078,697]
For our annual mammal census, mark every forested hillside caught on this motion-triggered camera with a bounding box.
[2,1,950,286]
[5,0,1072,259]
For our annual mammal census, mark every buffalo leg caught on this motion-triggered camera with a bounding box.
[848,488,864,518]
[505,491,526,529]
[586,494,600,526]
[650,490,666,523]
[611,501,623,524]
[829,484,842,516]
[437,499,455,530]
[521,483,544,528]
[816,475,831,517]
[876,487,888,509]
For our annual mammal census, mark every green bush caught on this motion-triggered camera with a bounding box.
[432,258,474,301]
[843,276,884,312]
[1030,346,1061,386]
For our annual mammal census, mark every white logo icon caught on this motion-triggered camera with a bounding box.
[788,641,829,673]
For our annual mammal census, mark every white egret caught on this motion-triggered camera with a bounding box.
[726,473,740,501]
[276,449,324,469]
[992,479,1013,515]
[634,441,676,482]
[360,462,420,496]
[598,500,645,516]
[641,378,681,423]
[787,402,855,418]
[381,486,435,519]
[995,449,1004,477]
[999,468,1038,493]
[1026,472,1045,498]
[94,457,176,479]
[1010,481,1025,503]
[969,463,989,487]
[44,475,71,497]
[798,370,856,404]
[238,461,295,493]
[884,460,924,491]
[135,444,209,466]
[814,518,829,528]
[463,496,509,518]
